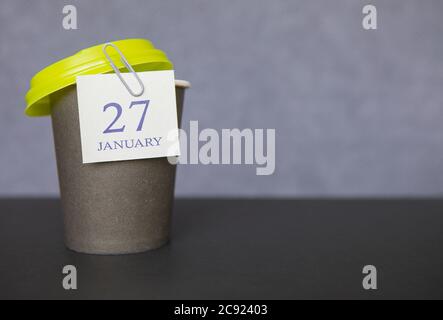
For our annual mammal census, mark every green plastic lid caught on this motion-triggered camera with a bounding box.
[25,39,173,117]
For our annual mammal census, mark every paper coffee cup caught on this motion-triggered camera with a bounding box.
[25,39,190,254]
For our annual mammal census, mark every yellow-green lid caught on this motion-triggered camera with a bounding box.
[25,39,173,117]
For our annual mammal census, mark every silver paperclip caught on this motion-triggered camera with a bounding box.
[102,42,145,97]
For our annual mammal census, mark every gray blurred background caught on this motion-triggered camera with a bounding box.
[1,0,443,197]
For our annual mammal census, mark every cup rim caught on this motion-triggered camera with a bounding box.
[175,79,191,89]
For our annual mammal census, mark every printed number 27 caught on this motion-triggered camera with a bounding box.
[103,100,150,134]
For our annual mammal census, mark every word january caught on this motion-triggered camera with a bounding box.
[97,137,162,151]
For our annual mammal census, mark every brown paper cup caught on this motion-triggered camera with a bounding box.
[50,81,188,255]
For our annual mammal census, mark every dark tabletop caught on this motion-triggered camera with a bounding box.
[1,198,443,300]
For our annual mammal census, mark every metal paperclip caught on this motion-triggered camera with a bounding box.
[102,42,145,97]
